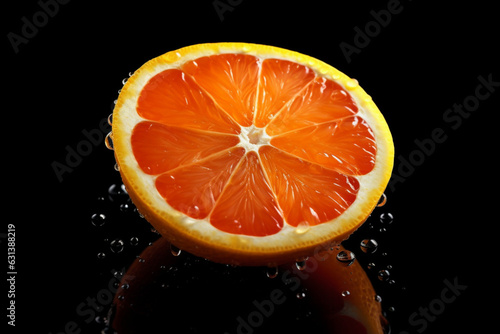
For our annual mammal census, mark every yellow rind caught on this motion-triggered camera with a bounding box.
[112,42,394,266]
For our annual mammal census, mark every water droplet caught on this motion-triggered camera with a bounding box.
[295,257,308,270]
[110,239,124,253]
[130,237,139,246]
[360,239,379,254]
[375,295,383,303]
[377,193,387,207]
[186,205,200,217]
[104,132,114,150]
[138,257,146,263]
[119,203,130,212]
[122,77,128,85]
[346,78,359,89]
[113,270,123,279]
[108,183,128,202]
[295,221,311,234]
[117,295,125,301]
[341,291,350,297]
[378,269,391,281]
[388,306,396,312]
[336,250,356,266]
[380,212,394,224]
[266,266,278,279]
[296,291,307,299]
[170,244,182,257]
[121,283,130,289]
[97,252,106,260]
[107,113,113,126]
[114,163,120,171]
[367,262,376,270]
[91,213,106,227]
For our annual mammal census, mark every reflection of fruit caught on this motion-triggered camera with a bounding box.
[281,252,387,334]
[111,42,394,266]
[111,238,387,333]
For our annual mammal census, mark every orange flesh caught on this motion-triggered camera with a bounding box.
[132,54,377,237]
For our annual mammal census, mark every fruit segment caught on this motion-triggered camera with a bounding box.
[155,147,245,219]
[270,116,377,175]
[131,121,239,175]
[259,146,359,227]
[181,54,260,127]
[137,69,241,134]
[254,59,315,127]
[266,77,358,136]
[210,152,284,236]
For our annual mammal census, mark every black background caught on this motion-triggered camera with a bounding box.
[5,0,499,333]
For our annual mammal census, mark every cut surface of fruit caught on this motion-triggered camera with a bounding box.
[111,42,394,265]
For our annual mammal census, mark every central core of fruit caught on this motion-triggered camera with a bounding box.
[238,125,271,152]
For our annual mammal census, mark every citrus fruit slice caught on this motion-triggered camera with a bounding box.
[111,42,394,266]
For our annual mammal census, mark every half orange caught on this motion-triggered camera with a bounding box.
[110,42,394,266]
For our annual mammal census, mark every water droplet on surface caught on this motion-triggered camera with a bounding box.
[346,78,359,89]
[170,244,182,257]
[110,239,124,253]
[295,257,308,271]
[121,283,130,289]
[380,212,394,224]
[375,295,383,303]
[341,291,350,297]
[377,193,387,207]
[296,291,307,299]
[295,221,311,234]
[114,163,120,171]
[336,250,356,266]
[107,113,113,126]
[119,203,130,212]
[122,78,128,85]
[108,183,128,202]
[105,132,114,150]
[360,239,379,253]
[266,266,278,279]
[113,270,123,279]
[130,237,139,246]
[117,295,125,301]
[97,252,106,260]
[378,269,391,281]
[367,262,376,270]
[91,213,106,227]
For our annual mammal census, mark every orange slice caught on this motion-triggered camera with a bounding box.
[111,42,394,266]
